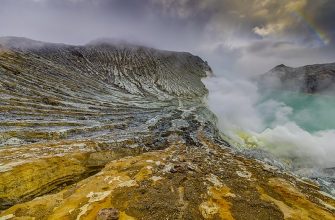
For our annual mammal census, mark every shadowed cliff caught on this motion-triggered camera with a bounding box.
[259,62,335,93]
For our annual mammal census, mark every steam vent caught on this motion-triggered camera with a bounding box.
[0,37,334,219]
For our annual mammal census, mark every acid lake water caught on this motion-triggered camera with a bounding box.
[258,90,335,133]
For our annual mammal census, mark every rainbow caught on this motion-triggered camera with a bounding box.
[292,10,330,46]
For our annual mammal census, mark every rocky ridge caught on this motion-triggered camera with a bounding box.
[260,62,335,93]
[0,37,334,219]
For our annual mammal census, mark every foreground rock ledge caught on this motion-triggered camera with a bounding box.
[0,132,334,220]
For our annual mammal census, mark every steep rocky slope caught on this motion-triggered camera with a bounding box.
[0,37,334,219]
[259,62,335,93]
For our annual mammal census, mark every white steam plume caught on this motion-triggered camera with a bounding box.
[203,75,335,169]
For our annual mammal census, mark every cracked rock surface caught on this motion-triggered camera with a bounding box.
[0,37,334,219]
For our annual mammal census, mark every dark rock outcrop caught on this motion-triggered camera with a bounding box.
[259,62,335,93]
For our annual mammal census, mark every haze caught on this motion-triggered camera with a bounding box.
[1,0,334,75]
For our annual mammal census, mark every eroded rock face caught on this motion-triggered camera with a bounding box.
[259,63,335,93]
[0,37,334,219]
[0,37,213,210]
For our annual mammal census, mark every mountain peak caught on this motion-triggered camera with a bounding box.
[0,36,67,50]
[272,64,289,70]
[0,36,45,49]
[262,62,335,93]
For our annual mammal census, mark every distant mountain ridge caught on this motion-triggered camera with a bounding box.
[260,62,335,93]
[0,36,56,49]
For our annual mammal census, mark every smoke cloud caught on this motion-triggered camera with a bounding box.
[203,73,335,170]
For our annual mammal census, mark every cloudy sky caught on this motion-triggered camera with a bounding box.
[1,0,334,75]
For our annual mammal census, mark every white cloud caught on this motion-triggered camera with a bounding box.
[253,23,286,37]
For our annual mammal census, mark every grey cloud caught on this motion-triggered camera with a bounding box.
[0,0,334,75]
